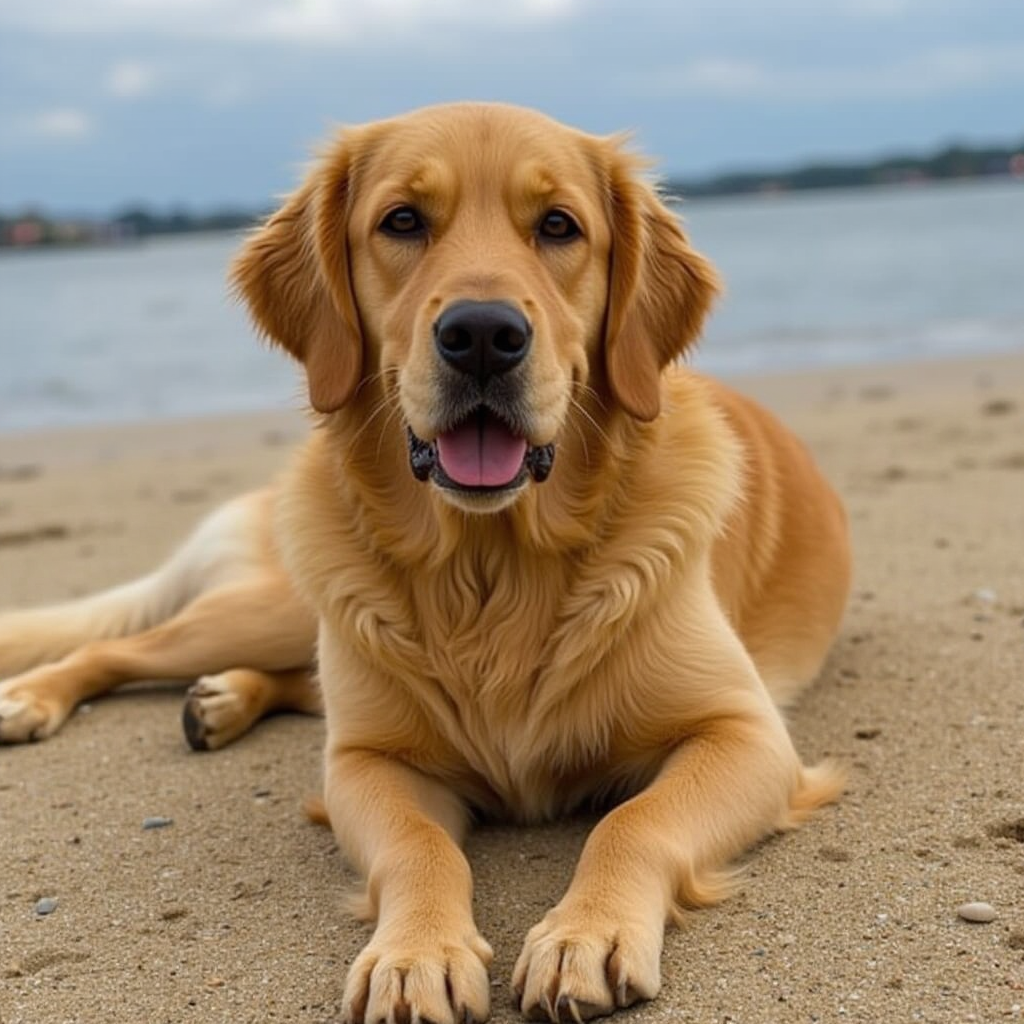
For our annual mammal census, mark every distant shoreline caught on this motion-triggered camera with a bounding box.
[0,209,263,250]
[6,172,1024,255]
[3,135,1022,249]
[673,138,1024,199]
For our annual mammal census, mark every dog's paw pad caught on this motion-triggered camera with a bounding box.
[182,675,259,751]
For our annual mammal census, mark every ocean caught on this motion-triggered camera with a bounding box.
[1,178,1022,433]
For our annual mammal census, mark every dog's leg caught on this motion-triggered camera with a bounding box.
[182,667,321,751]
[0,490,272,677]
[0,574,187,678]
[323,748,492,1024]
[513,660,842,1020]
[0,576,315,743]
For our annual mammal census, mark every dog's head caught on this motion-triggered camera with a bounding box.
[232,103,719,514]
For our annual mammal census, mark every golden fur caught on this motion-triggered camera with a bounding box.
[0,103,850,1024]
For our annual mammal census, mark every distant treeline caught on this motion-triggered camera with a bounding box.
[3,135,1023,248]
[0,206,266,248]
[113,206,266,236]
[669,138,1024,198]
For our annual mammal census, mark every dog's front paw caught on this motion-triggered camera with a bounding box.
[512,902,661,1022]
[0,677,69,743]
[342,926,493,1024]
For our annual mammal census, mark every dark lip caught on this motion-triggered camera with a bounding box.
[406,406,555,493]
[433,458,530,495]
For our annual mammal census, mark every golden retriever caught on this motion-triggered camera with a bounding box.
[0,102,851,1024]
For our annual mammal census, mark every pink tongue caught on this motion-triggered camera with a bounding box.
[436,416,527,488]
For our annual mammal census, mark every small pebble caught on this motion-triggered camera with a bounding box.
[973,588,997,604]
[142,816,173,830]
[957,901,996,923]
[34,897,58,916]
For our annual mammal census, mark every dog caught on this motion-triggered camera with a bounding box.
[0,102,851,1023]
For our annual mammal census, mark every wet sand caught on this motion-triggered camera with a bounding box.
[1,353,1023,1023]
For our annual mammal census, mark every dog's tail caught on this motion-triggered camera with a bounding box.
[781,759,847,828]
[0,491,268,677]
[669,758,846,923]
[303,795,331,827]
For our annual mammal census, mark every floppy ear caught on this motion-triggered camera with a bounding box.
[604,157,721,421]
[230,142,363,413]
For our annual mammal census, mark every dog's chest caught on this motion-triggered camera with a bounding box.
[408,558,646,819]
[330,524,684,819]
[415,555,555,710]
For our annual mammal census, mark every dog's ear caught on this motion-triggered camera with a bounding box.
[604,156,721,421]
[231,140,362,413]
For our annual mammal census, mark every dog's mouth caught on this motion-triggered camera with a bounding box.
[407,409,554,493]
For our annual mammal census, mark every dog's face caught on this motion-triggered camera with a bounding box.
[233,103,719,514]
[349,107,607,512]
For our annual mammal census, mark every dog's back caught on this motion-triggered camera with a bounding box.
[702,375,851,700]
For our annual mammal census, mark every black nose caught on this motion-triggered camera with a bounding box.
[433,301,532,382]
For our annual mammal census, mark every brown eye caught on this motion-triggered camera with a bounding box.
[380,205,426,238]
[538,209,581,243]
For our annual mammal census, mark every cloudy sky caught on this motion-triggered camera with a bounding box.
[1,0,1022,213]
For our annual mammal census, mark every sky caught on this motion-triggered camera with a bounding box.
[1,0,1022,214]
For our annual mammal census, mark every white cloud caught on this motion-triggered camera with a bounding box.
[628,43,1024,102]
[0,0,580,42]
[101,57,246,108]
[32,108,93,140]
[105,60,157,98]
[675,59,768,98]
[204,75,249,108]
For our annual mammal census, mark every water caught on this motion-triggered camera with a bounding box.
[1,179,1022,433]
[0,233,298,433]
[683,178,1024,375]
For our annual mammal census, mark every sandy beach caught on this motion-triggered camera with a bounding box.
[1,353,1022,1024]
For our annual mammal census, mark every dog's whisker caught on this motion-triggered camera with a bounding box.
[573,381,608,411]
[374,400,405,463]
[353,368,387,396]
[567,392,611,451]
[347,392,401,450]
[566,396,592,466]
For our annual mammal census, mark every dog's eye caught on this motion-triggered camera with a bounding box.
[379,206,427,238]
[537,209,582,243]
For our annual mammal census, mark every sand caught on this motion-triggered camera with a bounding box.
[1,353,1022,1024]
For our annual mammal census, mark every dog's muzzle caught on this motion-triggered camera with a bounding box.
[406,300,554,493]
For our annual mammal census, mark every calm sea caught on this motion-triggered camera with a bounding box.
[1,179,1022,433]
